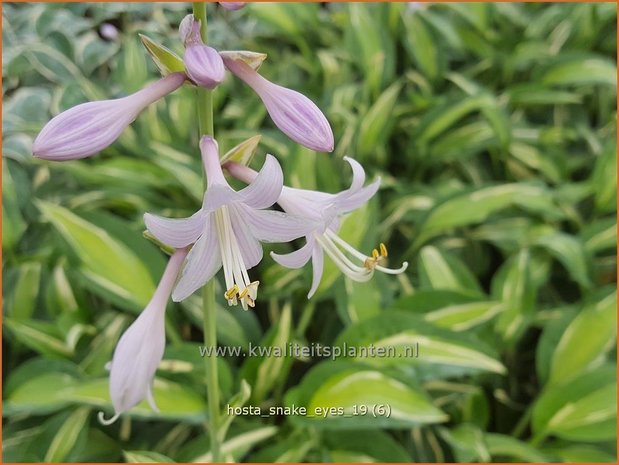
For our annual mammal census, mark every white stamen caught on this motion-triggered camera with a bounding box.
[214,206,258,309]
[316,229,408,282]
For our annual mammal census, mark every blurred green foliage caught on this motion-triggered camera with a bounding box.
[2,2,617,462]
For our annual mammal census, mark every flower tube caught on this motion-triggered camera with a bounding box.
[98,248,188,425]
[219,2,246,10]
[222,55,334,152]
[226,158,408,298]
[33,73,186,161]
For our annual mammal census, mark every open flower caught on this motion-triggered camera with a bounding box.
[179,15,225,89]
[222,54,334,153]
[99,248,188,425]
[33,73,186,161]
[145,136,313,307]
[227,157,408,298]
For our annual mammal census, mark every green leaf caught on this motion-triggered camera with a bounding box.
[548,292,616,386]
[414,184,554,247]
[533,365,617,442]
[2,160,27,248]
[325,430,411,462]
[4,318,72,358]
[494,249,536,344]
[8,262,41,320]
[124,451,175,463]
[418,246,484,297]
[190,426,279,462]
[540,55,616,87]
[424,301,504,331]
[403,13,439,81]
[485,434,548,462]
[534,232,592,288]
[357,82,401,158]
[139,34,185,76]
[336,312,505,376]
[37,201,155,311]
[45,407,91,462]
[286,361,447,429]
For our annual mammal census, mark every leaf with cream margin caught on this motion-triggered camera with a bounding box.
[335,312,505,376]
[285,361,447,429]
[37,201,155,311]
[532,365,617,442]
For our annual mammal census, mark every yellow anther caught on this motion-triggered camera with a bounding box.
[380,243,388,257]
[224,284,239,300]
[238,287,249,299]
[371,248,380,259]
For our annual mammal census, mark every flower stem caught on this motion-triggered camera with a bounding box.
[192,2,220,462]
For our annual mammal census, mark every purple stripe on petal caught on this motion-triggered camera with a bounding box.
[172,215,222,302]
[185,45,225,89]
[237,154,283,209]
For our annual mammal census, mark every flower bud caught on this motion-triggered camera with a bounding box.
[33,73,186,161]
[98,249,187,425]
[179,14,225,89]
[223,56,334,152]
[185,45,225,89]
[219,2,246,10]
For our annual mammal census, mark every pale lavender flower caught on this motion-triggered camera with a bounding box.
[98,248,188,425]
[145,136,314,307]
[99,23,119,41]
[227,158,408,298]
[222,55,334,153]
[219,2,246,10]
[179,15,225,89]
[33,73,186,161]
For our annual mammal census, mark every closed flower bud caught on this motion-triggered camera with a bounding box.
[223,56,334,152]
[179,14,225,89]
[219,2,246,10]
[33,73,185,161]
[98,249,188,425]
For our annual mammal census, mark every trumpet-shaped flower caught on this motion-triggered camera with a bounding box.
[179,15,225,89]
[145,136,313,307]
[99,248,188,425]
[33,73,186,161]
[226,157,408,298]
[222,55,334,153]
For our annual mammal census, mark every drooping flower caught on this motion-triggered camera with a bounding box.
[226,157,408,298]
[222,54,334,153]
[98,248,188,425]
[219,2,245,10]
[33,73,186,161]
[145,136,314,307]
[179,15,225,89]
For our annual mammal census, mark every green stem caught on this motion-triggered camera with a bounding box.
[192,2,220,462]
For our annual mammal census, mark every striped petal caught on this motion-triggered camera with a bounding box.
[308,244,325,299]
[172,215,221,302]
[237,154,283,209]
[270,238,314,269]
[144,211,205,248]
[241,204,316,242]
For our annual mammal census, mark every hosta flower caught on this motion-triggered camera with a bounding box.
[99,248,188,425]
[179,15,225,89]
[227,157,408,298]
[145,136,313,307]
[219,2,245,10]
[33,73,185,161]
[222,54,334,153]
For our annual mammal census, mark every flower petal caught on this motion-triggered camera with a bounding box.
[228,204,263,269]
[185,45,225,89]
[343,156,366,192]
[172,215,222,301]
[270,238,314,269]
[144,211,205,248]
[238,154,283,209]
[307,244,324,299]
[241,205,316,242]
[335,178,381,213]
[203,183,240,212]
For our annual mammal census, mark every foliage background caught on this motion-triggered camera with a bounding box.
[2,2,617,462]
